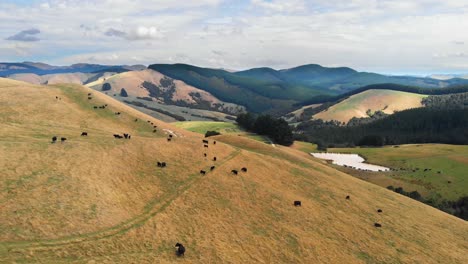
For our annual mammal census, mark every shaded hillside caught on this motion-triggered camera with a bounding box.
[149,64,324,113]
[236,64,468,92]
[1,78,467,263]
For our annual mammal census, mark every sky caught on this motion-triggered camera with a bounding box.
[1,0,468,75]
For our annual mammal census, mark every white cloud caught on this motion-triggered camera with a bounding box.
[0,0,468,74]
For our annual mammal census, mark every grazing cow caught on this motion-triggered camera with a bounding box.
[147,120,151,123]
[437,171,442,174]
[81,132,88,136]
[113,134,123,139]
[241,167,247,172]
[346,195,350,200]
[210,166,215,171]
[213,141,216,145]
[200,170,206,175]
[115,112,121,115]
[294,201,302,206]
[124,133,129,139]
[157,162,162,167]
[93,106,98,109]
[213,157,217,161]
[204,153,207,157]
[162,162,166,167]
[374,223,382,228]
[88,93,92,96]
[153,130,157,133]
[56,96,58,99]
[377,209,383,213]
[175,243,185,257]
[153,125,157,128]
[204,144,208,148]
[202,140,209,144]
[167,138,171,142]
[169,134,173,138]
[60,137,67,142]
[231,170,238,175]
[88,97,92,100]
[51,136,57,143]
[448,181,451,184]
[135,119,138,122]
[128,135,131,139]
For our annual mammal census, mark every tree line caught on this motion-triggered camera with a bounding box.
[295,108,468,149]
[237,113,294,146]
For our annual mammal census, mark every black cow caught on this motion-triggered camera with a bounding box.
[157,162,162,167]
[93,106,98,109]
[374,223,382,228]
[202,140,209,144]
[81,132,88,136]
[204,144,208,148]
[210,166,215,171]
[213,141,216,145]
[124,133,129,139]
[231,170,238,175]
[200,170,206,175]
[241,167,247,172]
[153,125,157,128]
[135,119,138,122]
[113,134,123,139]
[167,138,171,142]
[346,195,350,200]
[161,162,166,167]
[56,96,58,99]
[204,153,207,157]
[169,134,173,138]
[60,137,67,142]
[51,136,57,143]
[213,157,217,161]
[128,135,131,139]
[153,130,157,133]
[294,201,301,206]
[175,243,185,257]
[377,209,383,213]
[88,97,92,100]
[147,120,151,123]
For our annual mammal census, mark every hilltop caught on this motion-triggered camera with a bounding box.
[313,89,427,123]
[0,78,467,263]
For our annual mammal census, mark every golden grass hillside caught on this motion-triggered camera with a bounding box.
[314,89,427,123]
[0,78,467,263]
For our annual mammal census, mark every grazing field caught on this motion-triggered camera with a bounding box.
[314,89,427,123]
[173,121,241,134]
[330,144,468,202]
[1,78,467,263]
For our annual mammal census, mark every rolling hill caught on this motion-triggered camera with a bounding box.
[313,89,427,123]
[0,78,467,263]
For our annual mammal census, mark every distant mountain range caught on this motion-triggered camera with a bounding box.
[4,61,468,114]
[149,63,468,113]
[0,62,146,76]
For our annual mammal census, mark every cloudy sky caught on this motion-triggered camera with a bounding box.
[1,0,468,74]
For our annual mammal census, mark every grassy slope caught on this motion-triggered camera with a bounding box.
[330,144,468,202]
[0,78,467,263]
[313,89,427,123]
[173,121,241,134]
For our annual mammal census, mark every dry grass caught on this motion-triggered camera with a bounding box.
[314,89,427,123]
[0,78,467,263]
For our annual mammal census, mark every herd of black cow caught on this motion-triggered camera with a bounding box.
[50,91,385,258]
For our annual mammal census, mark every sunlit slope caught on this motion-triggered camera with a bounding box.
[314,89,427,123]
[0,78,466,263]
